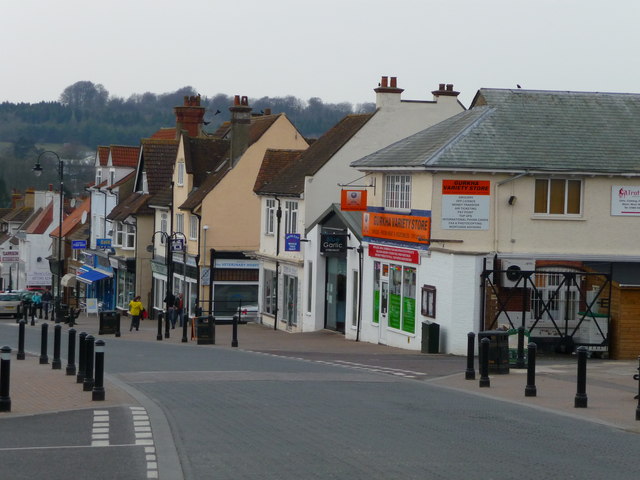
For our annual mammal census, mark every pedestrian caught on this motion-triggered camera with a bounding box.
[128,295,144,331]
[42,288,53,320]
[32,291,43,318]
[177,292,185,327]
[164,291,176,328]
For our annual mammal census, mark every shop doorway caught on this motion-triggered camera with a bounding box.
[325,256,346,332]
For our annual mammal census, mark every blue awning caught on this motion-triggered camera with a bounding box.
[77,267,111,284]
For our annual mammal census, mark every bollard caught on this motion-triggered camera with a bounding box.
[30,303,36,325]
[157,312,164,341]
[77,332,87,384]
[52,324,62,369]
[0,346,11,412]
[17,320,26,360]
[635,356,640,421]
[164,311,170,339]
[232,315,239,348]
[479,337,490,388]
[182,316,188,343]
[525,342,537,397]
[574,345,588,408]
[66,328,77,376]
[83,335,95,392]
[465,332,475,380]
[39,323,49,364]
[516,326,526,369]
[92,340,105,401]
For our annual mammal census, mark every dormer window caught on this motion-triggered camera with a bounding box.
[95,169,102,186]
[109,169,115,186]
[177,162,185,186]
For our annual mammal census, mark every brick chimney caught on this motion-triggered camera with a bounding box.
[374,76,404,107]
[229,95,252,167]
[431,83,460,99]
[174,95,205,138]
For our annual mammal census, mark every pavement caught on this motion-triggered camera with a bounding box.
[1,311,639,434]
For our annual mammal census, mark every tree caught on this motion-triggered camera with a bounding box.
[59,81,109,112]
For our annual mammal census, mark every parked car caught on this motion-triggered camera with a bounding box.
[234,304,259,324]
[0,293,22,318]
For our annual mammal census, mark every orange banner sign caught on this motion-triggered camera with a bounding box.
[340,189,368,211]
[362,212,430,244]
[442,179,490,195]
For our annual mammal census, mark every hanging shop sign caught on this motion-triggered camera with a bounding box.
[441,179,490,230]
[285,233,301,252]
[96,238,112,249]
[362,212,430,244]
[340,189,367,211]
[320,233,347,255]
[72,240,87,249]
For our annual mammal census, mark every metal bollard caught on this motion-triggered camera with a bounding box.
[465,332,475,380]
[232,315,239,348]
[30,304,36,325]
[83,335,95,392]
[164,311,170,339]
[157,312,164,341]
[516,326,526,369]
[17,320,26,360]
[182,316,188,343]
[0,346,11,412]
[77,332,87,384]
[66,328,77,376]
[92,340,105,401]
[52,324,62,369]
[39,323,49,364]
[525,342,537,397]
[574,346,588,408]
[635,356,640,421]
[479,337,490,388]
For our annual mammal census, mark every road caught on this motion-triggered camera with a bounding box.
[2,321,640,479]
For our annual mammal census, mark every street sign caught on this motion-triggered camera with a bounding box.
[171,238,185,252]
[96,238,112,249]
[72,240,87,249]
[1,250,19,262]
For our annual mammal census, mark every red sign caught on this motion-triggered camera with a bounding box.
[340,189,367,211]
[368,244,420,264]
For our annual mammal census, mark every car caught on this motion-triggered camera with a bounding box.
[0,293,22,318]
[234,304,259,324]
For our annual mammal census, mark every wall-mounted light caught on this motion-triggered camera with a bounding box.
[508,195,517,206]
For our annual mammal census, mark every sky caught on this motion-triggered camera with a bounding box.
[2,0,640,109]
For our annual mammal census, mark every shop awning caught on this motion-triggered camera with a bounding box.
[77,267,112,285]
[61,273,77,288]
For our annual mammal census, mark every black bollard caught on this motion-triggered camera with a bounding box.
[574,345,588,408]
[39,323,49,364]
[77,332,87,384]
[157,312,163,341]
[635,356,640,421]
[212,316,216,345]
[164,311,170,339]
[516,326,526,369]
[83,335,95,392]
[66,328,77,376]
[30,303,36,325]
[232,315,238,348]
[182,316,188,343]
[92,340,105,401]
[0,346,11,412]
[465,332,475,380]
[525,342,537,397]
[479,337,490,387]
[17,320,26,360]
[52,324,62,369]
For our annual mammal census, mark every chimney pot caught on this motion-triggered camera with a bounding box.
[446,84,453,91]
[264,108,271,115]
[241,96,249,106]
[439,83,445,90]
[234,95,241,105]
[381,76,388,87]
[390,77,397,88]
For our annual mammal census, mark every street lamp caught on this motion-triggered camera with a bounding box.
[33,151,64,323]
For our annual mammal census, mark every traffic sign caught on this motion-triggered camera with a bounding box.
[72,240,87,249]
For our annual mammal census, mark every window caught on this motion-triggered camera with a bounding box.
[160,213,168,244]
[351,270,359,327]
[263,269,277,314]
[177,162,185,186]
[176,213,184,234]
[534,178,582,215]
[124,223,135,249]
[109,169,115,186]
[265,199,276,235]
[114,222,124,246]
[283,274,298,325]
[421,285,436,318]
[284,201,298,234]
[189,215,198,240]
[385,174,411,210]
[95,169,102,186]
[306,261,313,313]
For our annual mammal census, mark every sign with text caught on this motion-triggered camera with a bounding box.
[368,244,420,264]
[340,189,367,211]
[611,185,640,215]
[72,240,87,249]
[27,271,52,286]
[96,238,112,249]
[285,233,301,252]
[320,233,347,255]
[441,179,490,230]
[362,212,430,244]
[1,250,19,262]
[171,238,185,252]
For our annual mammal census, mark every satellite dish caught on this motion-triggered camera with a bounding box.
[70,198,77,208]
[81,210,88,224]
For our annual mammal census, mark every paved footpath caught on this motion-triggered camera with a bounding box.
[1,312,639,435]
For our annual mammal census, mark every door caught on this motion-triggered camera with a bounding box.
[325,256,346,332]
[378,280,389,345]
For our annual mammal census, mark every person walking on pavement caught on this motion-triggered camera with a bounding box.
[177,292,185,328]
[32,291,43,319]
[164,291,176,329]
[42,288,52,320]
[128,295,144,331]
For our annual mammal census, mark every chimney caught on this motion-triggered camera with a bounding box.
[229,95,252,167]
[374,75,404,108]
[174,94,205,138]
[11,192,22,208]
[432,83,460,98]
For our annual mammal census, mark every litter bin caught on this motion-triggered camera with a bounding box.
[58,303,69,323]
[478,330,510,374]
[196,316,215,345]
[421,321,440,354]
[99,310,121,336]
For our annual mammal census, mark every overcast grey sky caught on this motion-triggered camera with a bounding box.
[2,0,639,109]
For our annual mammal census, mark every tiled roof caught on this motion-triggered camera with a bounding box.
[50,197,91,237]
[107,170,136,191]
[148,190,172,209]
[140,139,179,195]
[97,146,109,166]
[4,207,34,223]
[110,145,140,168]
[178,158,229,211]
[25,205,51,235]
[0,208,13,221]
[352,88,640,173]
[305,203,363,240]
[183,136,230,188]
[150,128,177,140]
[108,192,152,220]
[254,149,305,195]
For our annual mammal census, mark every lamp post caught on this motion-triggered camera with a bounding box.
[151,231,172,330]
[33,151,64,323]
[201,225,209,316]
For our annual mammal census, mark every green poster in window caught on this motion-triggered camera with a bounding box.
[388,293,401,329]
[373,290,379,324]
[402,297,416,334]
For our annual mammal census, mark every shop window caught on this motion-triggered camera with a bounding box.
[376,262,416,334]
[283,274,298,325]
[306,261,313,313]
[421,285,436,318]
[534,178,582,215]
[351,269,359,327]
[263,269,277,315]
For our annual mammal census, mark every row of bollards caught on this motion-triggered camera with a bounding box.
[155,312,239,348]
[465,331,639,418]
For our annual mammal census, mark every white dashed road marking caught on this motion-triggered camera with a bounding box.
[130,406,159,479]
[91,410,110,447]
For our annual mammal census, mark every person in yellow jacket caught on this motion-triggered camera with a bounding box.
[128,295,144,331]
